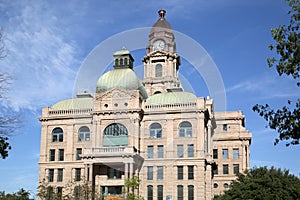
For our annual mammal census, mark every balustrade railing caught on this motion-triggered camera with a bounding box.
[48,108,93,116]
[145,102,197,111]
[83,146,136,157]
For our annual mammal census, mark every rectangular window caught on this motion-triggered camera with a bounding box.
[57,168,63,182]
[179,129,185,137]
[157,145,164,158]
[157,166,163,180]
[79,132,90,141]
[52,133,63,142]
[222,149,228,159]
[157,185,163,200]
[233,148,239,159]
[48,169,54,182]
[76,148,82,160]
[223,124,228,131]
[233,164,239,174]
[188,144,194,157]
[213,165,218,175]
[177,185,183,200]
[56,187,63,199]
[147,166,153,180]
[188,166,194,180]
[177,145,184,158]
[223,164,229,175]
[148,146,154,158]
[75,168,81,181]
[188,185,194,200]
[58,149,64,161]
[177,166,183,180]
[49,149,55,161]
[213,149,218,159]
[147,185,153,200]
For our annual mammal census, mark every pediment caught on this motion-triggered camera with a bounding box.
[143,51,178,63]
[148,50,169,57]
[95,88,136,101]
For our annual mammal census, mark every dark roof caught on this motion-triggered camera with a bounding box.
[150,9,173,34]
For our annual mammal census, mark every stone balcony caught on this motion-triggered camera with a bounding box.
[82,146,138,158]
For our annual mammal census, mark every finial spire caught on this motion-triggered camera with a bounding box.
[158,9,166,18]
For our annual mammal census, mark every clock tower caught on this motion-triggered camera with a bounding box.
[142,9,181,95]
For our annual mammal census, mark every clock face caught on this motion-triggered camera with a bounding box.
[153,39,165,51]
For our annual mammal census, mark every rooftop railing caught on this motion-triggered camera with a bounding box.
[144,102,197,111]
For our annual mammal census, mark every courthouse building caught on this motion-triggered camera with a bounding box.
[38,10,252,200]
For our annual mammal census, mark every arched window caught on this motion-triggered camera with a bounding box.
[179,121,192,137]
[115,59,119,66]
[103,123,128,146]
[124,58,128,65]
[150,123,162,138]
[104,123,128,136]
[78,126,90,141]
[155,64,162,77]
[52,127,63,142]
[120,58,123,65]
[188,185,194,200]
[177,185,183,200]
[147,185,153,200]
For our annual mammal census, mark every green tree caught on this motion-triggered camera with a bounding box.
[125,175,144,200]
[253,0,300,146]
[38,177,99,200]
[214,167,300,200]
[0,29,19,159]
[0,188,33,200]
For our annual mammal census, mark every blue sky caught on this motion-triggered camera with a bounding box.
[0,0,299,196]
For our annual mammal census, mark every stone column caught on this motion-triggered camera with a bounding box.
[40,125,48,162]
[207,122,212,155]
[89,164,93,182]
[92,119,97,147]
[129,162,134,178]
[205,164,213,199]
[242,142,246,171]
[85,164,88,180]
[124,162,129,179]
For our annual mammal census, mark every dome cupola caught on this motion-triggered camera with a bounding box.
[95,49,148,99]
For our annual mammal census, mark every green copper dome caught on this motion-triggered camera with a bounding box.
[113,48,130,56]
[146,92,196,104]
[96,68,148,99]
[51,96,93,110]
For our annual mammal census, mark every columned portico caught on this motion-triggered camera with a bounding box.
[81,146,143,199]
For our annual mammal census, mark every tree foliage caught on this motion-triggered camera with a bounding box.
[0,188,33,200]
[125,176,144,200]
[0,29,19,159]
[38,178,99,200]
[253,0,300,146]
[214,167,300,200]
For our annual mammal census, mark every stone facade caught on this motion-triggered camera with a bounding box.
[38,10,251,200]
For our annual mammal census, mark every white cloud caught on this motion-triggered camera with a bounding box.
[0,1,79,111]
[226,73,299,100]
